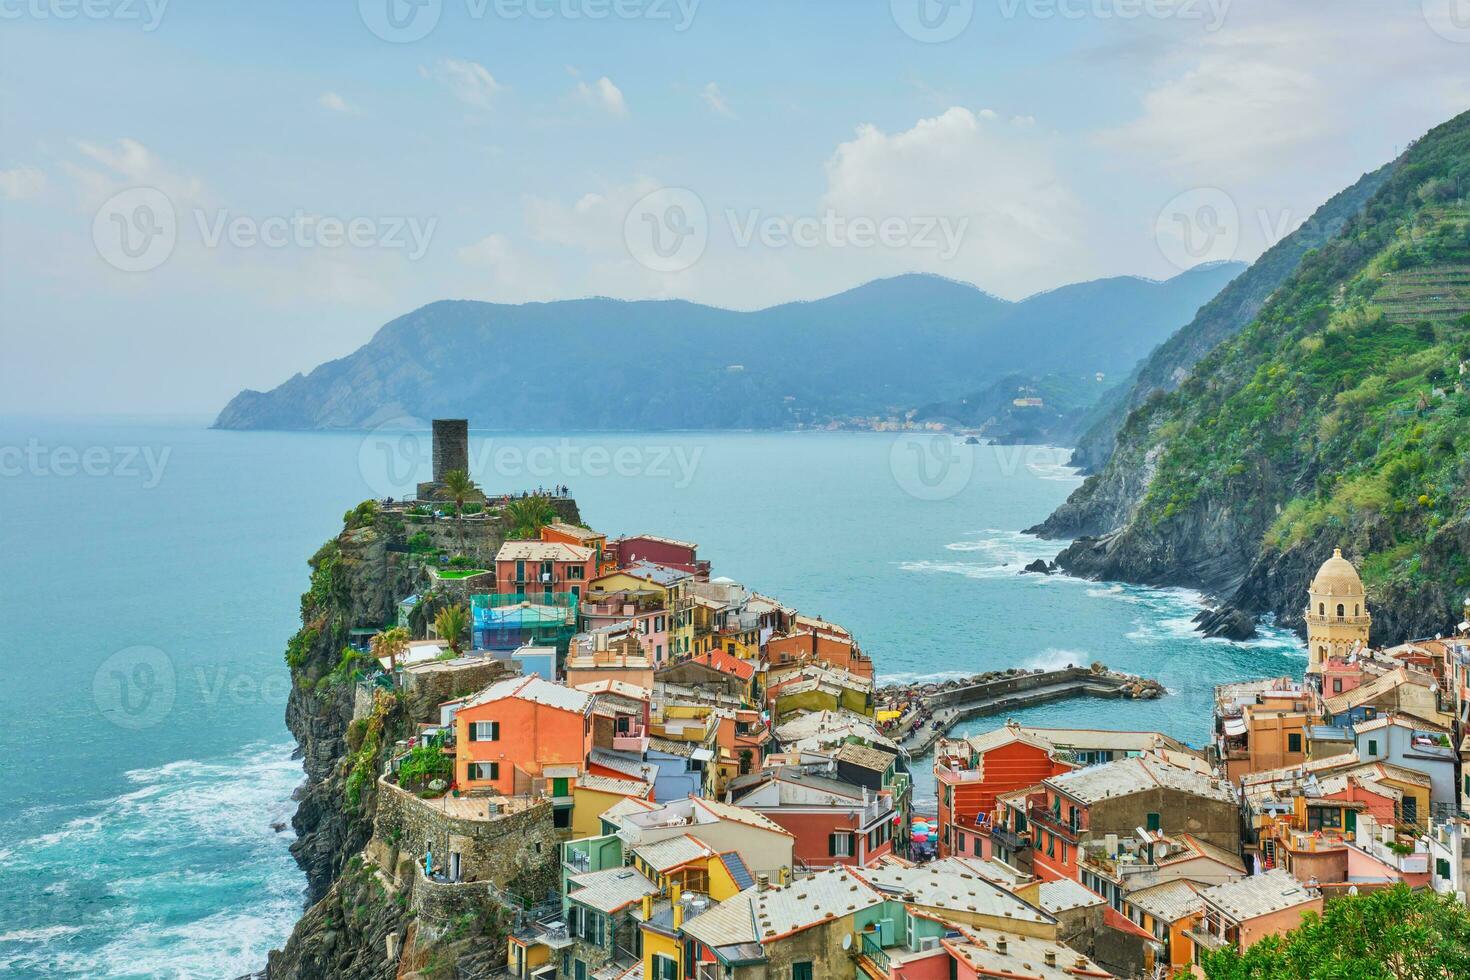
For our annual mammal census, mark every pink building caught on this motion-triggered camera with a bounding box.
[580,590,672,666]
[493,540,596,601]
[609,534,711,578]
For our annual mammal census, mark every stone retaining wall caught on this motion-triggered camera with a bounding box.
[373,779,559,899]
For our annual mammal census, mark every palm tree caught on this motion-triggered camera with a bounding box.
[505,494,559,540]
[442,468,475,557]
[434,604,470,657]
[370,626,410,684]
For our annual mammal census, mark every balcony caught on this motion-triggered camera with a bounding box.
[613,726,649,753]
[1028,805,1080,839]
[989,825,1030,851]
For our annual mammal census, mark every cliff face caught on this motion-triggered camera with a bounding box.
[1050,165,1396,491]
[1034,109,1470,646]
[267,498,579,978]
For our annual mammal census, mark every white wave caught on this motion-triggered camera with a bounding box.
[1025,648,1092,672]
[0,926,83,944]
[0,741,305,980]
[877,669,976,685]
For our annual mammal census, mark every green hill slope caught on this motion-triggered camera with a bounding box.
[1048,109,1470,644]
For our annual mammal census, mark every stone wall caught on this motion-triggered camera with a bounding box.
[401,657,516,720]
[373,779,560,900]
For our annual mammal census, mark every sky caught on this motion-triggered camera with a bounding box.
[3,0,1470,416]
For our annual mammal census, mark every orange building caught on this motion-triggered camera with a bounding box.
[935,726,1074,859]
[541,521,612,573]
[766,624,873,679]
[453,676,594,797]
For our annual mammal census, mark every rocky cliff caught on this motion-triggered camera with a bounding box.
[263,497,579,979]
[1033,109,1470,646]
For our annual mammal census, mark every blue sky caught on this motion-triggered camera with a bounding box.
[3,0,1470,414]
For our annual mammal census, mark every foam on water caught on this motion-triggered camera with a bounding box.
[0,741,304,980]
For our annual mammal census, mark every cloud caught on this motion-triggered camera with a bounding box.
[821,107,1091,297]
[575,76,628,117]
[62,137,205,208]
[0,165,46,200]
[1098,5,1470,183]
[318,92,362,115]
[701,82,734,118]
[456,232,559,300]
[422,59,504,108]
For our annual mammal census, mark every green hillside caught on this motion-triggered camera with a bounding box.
[1052,109,1470,643]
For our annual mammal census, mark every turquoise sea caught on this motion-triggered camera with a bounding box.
[0,418,1305,978]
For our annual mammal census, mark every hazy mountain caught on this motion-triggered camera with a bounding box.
[214,266,1243,431]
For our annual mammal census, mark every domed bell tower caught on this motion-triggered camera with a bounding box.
[1305,548,1371,677]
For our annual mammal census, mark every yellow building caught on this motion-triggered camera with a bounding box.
[571,774,654,840]
[1306,549,1371,675]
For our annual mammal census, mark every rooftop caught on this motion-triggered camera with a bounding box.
[1046,756,1235,806]
[946,929,1112,979]
[565,867,660,914]
[633,834,717,872]
[1126,879,1204,923]
[750,867,884,940]
[495,540,595,563]
[852,863,1053,926]
[463,675,593,714]
[1036,877,1104,914]
[1200,869,1318,922]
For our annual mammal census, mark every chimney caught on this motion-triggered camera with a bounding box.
[1044,950,1057,967]
[757,874,770,893]
[995,937,1007,955]
[673,902,684,930]
[670,882,682,905]
[596,631,608,653]
[641,894,653,920]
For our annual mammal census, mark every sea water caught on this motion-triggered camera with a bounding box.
[0,419,1303,978]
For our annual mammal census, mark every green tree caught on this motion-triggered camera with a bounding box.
[505,494,559,540]
[442,468,476,556]
[370,626,411,684]
[433,603,470,656]
[1200,885,1470,980]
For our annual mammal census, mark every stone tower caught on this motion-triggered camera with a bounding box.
[1305,548,1371,676]
[432,419,469,482]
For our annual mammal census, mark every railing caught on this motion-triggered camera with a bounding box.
[860,932,891,975]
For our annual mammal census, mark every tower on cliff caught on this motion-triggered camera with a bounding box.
[1305,548,1371,676]
[417,419,478,501]
[432,419,469,484]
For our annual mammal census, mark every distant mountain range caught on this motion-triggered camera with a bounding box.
[213,266,1243,431]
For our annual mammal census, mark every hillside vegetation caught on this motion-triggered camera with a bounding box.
[1048,109,1470,644]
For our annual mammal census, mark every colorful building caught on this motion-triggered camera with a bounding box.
[453,675,594,825]
[494,540,597,603]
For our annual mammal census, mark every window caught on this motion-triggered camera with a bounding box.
[1368,739,1379,756]
[1333,679,1343,693]
[471,762,499,781]
[829,832,853,857]
[1046,832,1055,858]
[792,964,814,980]
[554,805,571,829]
[470,721,499,742]
[1288,733,1302,753]
[1146,812,1161,832]
[1337,603,1346,617]
[1319,602,1325,616]
[570,566,584,580]
[652,954,678,980]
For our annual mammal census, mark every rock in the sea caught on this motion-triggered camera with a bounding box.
[1194,606,1257,641]
[1020,559,1054,575]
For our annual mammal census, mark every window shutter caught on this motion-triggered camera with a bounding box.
[828,833,838,856]
[491,721,500,741]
